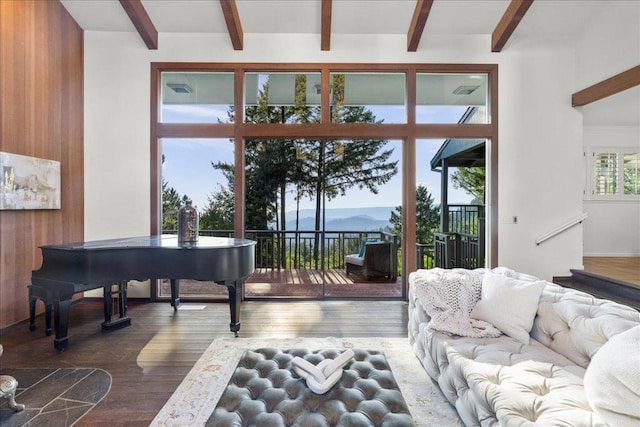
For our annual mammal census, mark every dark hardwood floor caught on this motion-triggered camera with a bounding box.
[0,299,409,426]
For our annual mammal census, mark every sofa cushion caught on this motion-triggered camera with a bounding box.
[470,272,547,344]
[345,254,364,266]
[468,360,604,427]
[418,329,606,426]
[531,283,640,367]
[584,325,640,426]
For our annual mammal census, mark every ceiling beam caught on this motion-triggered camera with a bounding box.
[572,65,640,107]
[220,0,243,50]
[321,0,332,51]
[119,0,158,50]
[407,0,434,52]
[491,0,533,52]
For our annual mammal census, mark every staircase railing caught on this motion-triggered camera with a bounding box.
[535,213,588,245]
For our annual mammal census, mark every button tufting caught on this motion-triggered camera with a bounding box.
[209,348,414,426]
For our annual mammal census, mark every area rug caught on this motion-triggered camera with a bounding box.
[150,337,462,426]
[0,368,111,426]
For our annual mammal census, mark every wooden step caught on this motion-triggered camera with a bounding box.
[553,270,640,310]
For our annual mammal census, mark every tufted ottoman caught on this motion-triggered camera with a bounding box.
[207,348,413,426]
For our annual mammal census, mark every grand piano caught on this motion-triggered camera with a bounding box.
[30,235,256,351]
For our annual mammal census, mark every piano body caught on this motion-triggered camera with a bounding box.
[31,235,256,351]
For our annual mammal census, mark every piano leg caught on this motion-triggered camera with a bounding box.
[101,282,131,332]
[53,297,72,352]
[28,285,52,336]
[118,281,127,317]
[226,282,242,337]
[170,279,180,311]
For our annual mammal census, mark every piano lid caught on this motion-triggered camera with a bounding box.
[39,235,256,250]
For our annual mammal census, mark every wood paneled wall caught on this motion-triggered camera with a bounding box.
[0,0,83,329]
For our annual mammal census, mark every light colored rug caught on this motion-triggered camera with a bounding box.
[150,337,462,427]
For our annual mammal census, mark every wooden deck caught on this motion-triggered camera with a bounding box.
[159,268,403,299]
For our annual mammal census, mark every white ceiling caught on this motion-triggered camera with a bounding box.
[59,0,608,36]
[60,0,639,126]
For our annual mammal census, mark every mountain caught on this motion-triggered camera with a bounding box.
[286,206,396,222]
[283,207,396,232]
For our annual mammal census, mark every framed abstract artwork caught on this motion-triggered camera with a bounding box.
[0,152,61,210]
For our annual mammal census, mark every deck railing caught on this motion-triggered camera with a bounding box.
[433,204,485,269]
[164,229,399,272]
[165,203,484,273]
[434,232,482,269]
[416,243,435,270]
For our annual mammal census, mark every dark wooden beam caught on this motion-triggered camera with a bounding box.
[321,0,332,51]
[491,0,533,52]
[407,0,433,52]
[119,0,158,50]
[572,65,640,107]
[220,0,243,50]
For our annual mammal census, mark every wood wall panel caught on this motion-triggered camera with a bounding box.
[0,0,83,329]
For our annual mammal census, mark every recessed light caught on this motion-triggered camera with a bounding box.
[453,85,480,95]
[167,83,193,94]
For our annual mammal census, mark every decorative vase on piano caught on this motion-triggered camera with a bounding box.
[178,199,199,243]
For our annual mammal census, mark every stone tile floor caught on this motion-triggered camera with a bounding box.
[0,368,111,426]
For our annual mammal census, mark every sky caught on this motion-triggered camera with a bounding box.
[161,104,476,213]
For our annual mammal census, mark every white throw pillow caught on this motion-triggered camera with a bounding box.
[583,325,640,427]
[470,272,547,344]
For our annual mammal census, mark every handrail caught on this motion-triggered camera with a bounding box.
[535,213,588,245]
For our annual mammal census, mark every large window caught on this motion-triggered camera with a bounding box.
[588,148,640,199]
[152,63,498,300]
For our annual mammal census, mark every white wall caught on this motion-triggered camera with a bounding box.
[583,126,640,256]
[575,1,640,257]
[84,30,589,295]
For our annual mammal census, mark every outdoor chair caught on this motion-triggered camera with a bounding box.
[345,240,396,281]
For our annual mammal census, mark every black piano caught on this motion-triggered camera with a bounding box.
[30,235,256,351]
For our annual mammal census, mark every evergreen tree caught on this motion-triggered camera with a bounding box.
[213,74,399,266]
[451,167,485,203]
[199,184,234,231]
[390,184,439,245]
[161,154,185,231]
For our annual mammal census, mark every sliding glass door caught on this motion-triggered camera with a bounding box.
[243,138,402,298]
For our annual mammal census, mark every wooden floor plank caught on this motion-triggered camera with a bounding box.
[583,256,640,287]
[0,299,409,426]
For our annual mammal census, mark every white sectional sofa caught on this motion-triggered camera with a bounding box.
[408,268,640,427]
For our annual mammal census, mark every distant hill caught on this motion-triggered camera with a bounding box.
[283,207,395,232]
[287,206,396,221]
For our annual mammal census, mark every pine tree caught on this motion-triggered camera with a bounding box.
[451,167,485,203]
[390,184,439,245]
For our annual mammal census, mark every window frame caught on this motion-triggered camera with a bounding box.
[586,146,640,201]
[150,62,499,299]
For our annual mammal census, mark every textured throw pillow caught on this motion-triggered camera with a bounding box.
[583,325,640,427]
[470,272,547,344]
